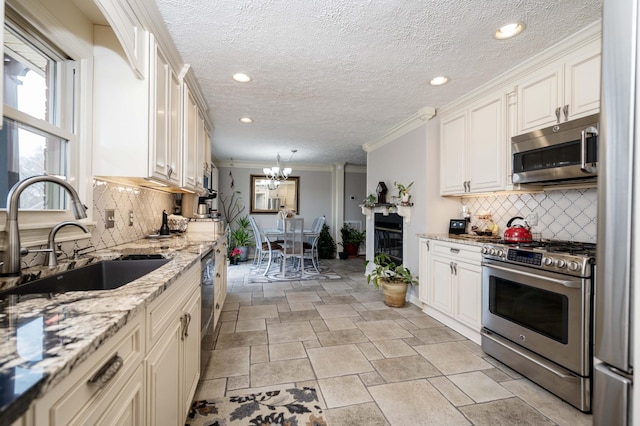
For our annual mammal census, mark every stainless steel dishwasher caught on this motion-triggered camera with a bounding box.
[200,246,215,375]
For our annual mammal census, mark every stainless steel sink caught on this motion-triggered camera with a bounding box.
[0,256,170,297]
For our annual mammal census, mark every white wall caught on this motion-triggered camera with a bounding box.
[366,118,459,298]
[344,171,367,228]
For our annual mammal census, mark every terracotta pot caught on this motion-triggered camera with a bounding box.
[345,243,359,257]
[380,280,409,308]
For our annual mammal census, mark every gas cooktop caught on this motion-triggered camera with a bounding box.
[482,239,596,277]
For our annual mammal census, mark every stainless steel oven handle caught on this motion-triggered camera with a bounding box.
[580,126,598,174]
[483,262,582,288]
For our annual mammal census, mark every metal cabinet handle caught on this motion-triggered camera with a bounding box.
[581,126,598,174]
[555,107,561,123]
[216,302,220,310]
[453,263,457,275]
[449,262,454,274]
[562,104,569,121]
[426,240,430,251]
[167,166,173,178]
[450,248,460,254]
[88,354,123,388]
[181,313,192,340]
[467,181,471,192]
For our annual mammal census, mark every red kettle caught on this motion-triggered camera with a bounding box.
[503,216,533,243]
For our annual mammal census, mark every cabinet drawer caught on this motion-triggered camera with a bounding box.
[146,263,200,349]
[432,241,482,263]
[34,314,144,425]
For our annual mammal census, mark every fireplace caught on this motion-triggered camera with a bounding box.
[374,213,403,264]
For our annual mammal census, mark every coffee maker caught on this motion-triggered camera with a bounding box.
[180,190,217,218]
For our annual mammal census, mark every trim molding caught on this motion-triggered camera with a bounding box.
[362,106,436,153]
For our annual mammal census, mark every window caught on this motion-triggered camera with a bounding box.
[1,9,75,209]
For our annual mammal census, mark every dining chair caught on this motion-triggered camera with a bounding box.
[302,216,325,273]
[248,216,281,276]
[279,218,304,278]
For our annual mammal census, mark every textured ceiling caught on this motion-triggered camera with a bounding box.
[154,0,602,167]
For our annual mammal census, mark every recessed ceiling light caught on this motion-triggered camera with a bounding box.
[430,76,449,86]
[233,73,251,83]
[494,22,525,40]
[239,117,253,124]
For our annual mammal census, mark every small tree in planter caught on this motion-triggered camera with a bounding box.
[366,253,417,307]
[317,223,337,259]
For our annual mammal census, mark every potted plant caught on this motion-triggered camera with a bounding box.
[394,181,414,205]
[363,193,377,207]
[317,223,337,259]
[340,223,365,257]
[229,247,242,265]
[230,215,253,261]
[366,253,417,307]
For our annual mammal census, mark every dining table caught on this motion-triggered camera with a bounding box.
[263,221,319,278]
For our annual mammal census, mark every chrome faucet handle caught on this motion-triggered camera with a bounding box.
[73,244,95,260]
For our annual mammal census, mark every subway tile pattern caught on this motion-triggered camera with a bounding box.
[462,188,597,243]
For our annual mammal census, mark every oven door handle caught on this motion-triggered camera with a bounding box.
[580,126,598,174]
[482,262,582,288]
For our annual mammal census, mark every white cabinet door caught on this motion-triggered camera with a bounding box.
[467,93,505,192]
[146,320,182,426]
[418,239,431,304]
[454,261,482,329]
[182,84,198,190]
[168,70,182,186]
[429,254,454,315]
[213,240,228,330]
[440,112,467,195]
[150,43,170,181]
[181,290,201,419]
[564,40,601,120]
[196,109,206,189]
[517,65,562,133]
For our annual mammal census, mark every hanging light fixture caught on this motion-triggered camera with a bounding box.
[263,150,296,190]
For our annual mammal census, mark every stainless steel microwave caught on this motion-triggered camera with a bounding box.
[511,113,599,184]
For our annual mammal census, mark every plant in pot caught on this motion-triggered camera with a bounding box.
[317,223,337,259]
[229,247,242,265]
[230,215,253,261]
[340,223,365,257]
[394,181,414,205]
[366,253,417,308]
[363,193,377,207]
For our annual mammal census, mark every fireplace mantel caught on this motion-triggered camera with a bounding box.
[361,203,412,224]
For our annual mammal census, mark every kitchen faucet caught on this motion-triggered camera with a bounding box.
[46,221,91,267]
[2,175,88,276]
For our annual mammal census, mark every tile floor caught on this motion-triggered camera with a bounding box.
[195,258,593,425]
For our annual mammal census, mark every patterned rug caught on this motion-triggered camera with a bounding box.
[185,387,327,426]
[248,261,342,283]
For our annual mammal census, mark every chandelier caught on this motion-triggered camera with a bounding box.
[263,150,296,190]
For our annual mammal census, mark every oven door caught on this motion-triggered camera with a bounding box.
[482,260,591,375]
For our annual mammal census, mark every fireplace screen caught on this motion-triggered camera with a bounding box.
[374,213,403,265]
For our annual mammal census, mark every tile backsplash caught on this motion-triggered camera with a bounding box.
[462,188,597,243]
[90,179,175,250]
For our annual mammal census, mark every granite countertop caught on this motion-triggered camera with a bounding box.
[0,232,226,424]
[418,233,500,247]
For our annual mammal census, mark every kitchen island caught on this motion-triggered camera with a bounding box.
[0,231,226,425]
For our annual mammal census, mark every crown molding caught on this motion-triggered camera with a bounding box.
[363,106,436,153]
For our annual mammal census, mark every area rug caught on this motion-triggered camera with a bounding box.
[185,387,327,426]
[248,262,342,283]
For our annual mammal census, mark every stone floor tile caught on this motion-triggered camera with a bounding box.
[359,371,386,386]
[394,318,419,331]
[407,315,444,329]
[318,375,372,408]
[238,304,279,320]
[356,342,385,361]
[193,378,226,400]
[359,309,405,321]
[288,301,316,311]
[369,380,470,425]
[276,302,291,313]
[501,379,593,426]
[325,402,390,426]
[303,339,321,349]
[371,355,440,382]
[373,339,417,358]
[316,329,369,346]
[458,339,486,356]
[402,337,426,347]
[251,345,269,364]
[227,375,250,391]
[250,359,316,388]
[219,310,239,322]
[263,289,285,298]
[414,341,493,374]
[218,321,236,334]
[428,376,474,406]
[269,341,307,361]
[412,326,466,344]
[307,344,374,378]
[315,303,361,319]
[310,319,329,332]
[448,371,513,403]
[361,301,389,311]
[357,320,413,341]
[221,301,239,311]
[204,347,250,379]
[235,319,266,332]
[286,291,321,302]
[350,302,368,312]
[483,367,515,382]
[323,317,357,330]
[463,397,557,425]
[267,321,317,343]
[277,309,322,323]
[214,330,268,349]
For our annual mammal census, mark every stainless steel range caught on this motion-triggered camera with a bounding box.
[480,240,596,412]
